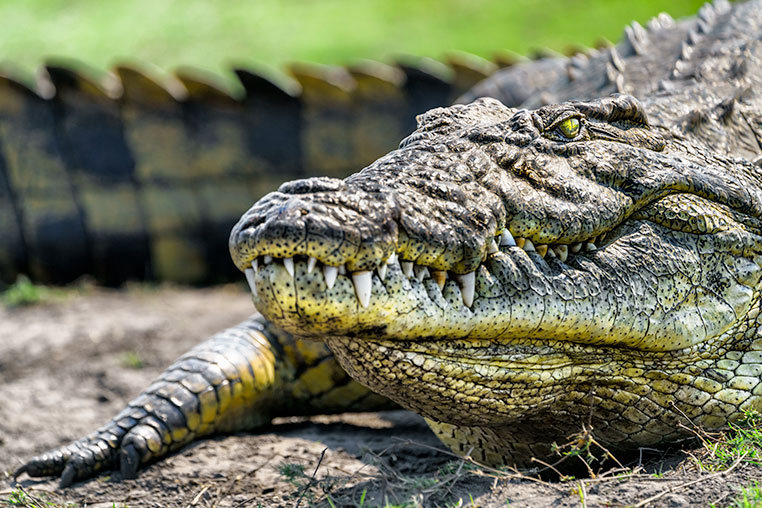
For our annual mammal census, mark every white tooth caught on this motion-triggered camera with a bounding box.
[536,244,548,258]
[554,245,568,262]
[377,262,388,281]
[585,242,597,252]
[283,257,295,277]
[454,272,476,307]
[432,270,447,290]
[414,265,430,281]
[545,247,555,258]
[523,239,535,252]
[338,265,346,275]
[387,252,398,266]
[323,265,338,289]
[244,268,258,297]
[352,271,373,308]
[263,255,273,265]
[516,237,526,249]
[500,230,517,247]
[401,261,414,277]
[252,259,259,273]
[488,239,499,254]
[307,256,317,273]
[571,243,583,253]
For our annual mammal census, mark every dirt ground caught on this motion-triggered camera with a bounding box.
[0,284,760,507]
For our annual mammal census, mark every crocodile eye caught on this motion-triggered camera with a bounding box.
[557,117,580,139]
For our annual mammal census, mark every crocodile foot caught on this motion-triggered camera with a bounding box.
[14,413,153,488]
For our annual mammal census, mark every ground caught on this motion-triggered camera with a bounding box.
[0,284,760,507]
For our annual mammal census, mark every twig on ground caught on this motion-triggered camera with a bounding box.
[631,452,748,508]
[186,483,211,507]
[294,447,327,508]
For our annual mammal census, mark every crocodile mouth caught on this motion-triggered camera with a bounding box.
[242,227,608,311]
[236,192,757,354]
[230,95,762,355]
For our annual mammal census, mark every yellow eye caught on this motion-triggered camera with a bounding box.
[557,117,580,139]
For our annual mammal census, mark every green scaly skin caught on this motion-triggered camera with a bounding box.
[14,0,762,487]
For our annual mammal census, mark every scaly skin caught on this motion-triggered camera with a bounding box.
[229,91,762,466]
[15,0,762,487]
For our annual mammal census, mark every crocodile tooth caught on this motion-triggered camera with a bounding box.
[307,256,318,273]
[401,261,414,277]
[387,252,398,265]
[454,272,476,307]
[571,243,583,253]
[244,268,257,297]
[487,239,499,254]
[523,239,535,252]
[516,237,526,249]
[377,262,388,281]
[500,230,516,247]
[338,265,346,275]
[252,259,259,273]
[536,244,548,257]
[414,265,430,281]
[431,270,447,290]
[323,265,338,289]
[283,257,295,277]
[554,245,568,262]
[352,271,373,308]
[263,255,273,265]
[585,242,597,252]
[545,246,555,258]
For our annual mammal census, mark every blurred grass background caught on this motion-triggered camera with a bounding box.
[0,0,710,85]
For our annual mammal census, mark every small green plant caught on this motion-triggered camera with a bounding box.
[731,482,762,508]
[1,487,71,508]
[277,461,309,490]
[693,410,762,471]
[3,488,30,506]
[2,275,45,307]
[120,351,144,369]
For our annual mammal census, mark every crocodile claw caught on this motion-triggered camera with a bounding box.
[14,425,139,487]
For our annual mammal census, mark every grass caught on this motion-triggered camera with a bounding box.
[1,275,60,308]
[691,410,762,471]
[1,275,92,308]
[120,351,144,369]
[730,482,762,508]
[0,487,75,508]
[0,0,711,90]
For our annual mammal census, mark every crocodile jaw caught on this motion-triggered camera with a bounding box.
[244,211,760,353]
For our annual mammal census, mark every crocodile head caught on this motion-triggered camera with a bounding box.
[230,94,762,464]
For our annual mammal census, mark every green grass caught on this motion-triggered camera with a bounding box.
[730,482,762,508]
[120,351,145,369]
[1,275,60,307]
[0,0,711,90]
[696,410,762,471]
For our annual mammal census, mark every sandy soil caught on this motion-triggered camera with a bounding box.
[0,285,759,507]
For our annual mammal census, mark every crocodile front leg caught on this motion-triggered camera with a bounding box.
[15,315,391,487]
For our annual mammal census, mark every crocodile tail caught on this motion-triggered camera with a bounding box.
[14,316,392,486]
[0,58,496,286]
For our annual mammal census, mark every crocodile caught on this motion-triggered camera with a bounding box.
[14,0,762,488]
